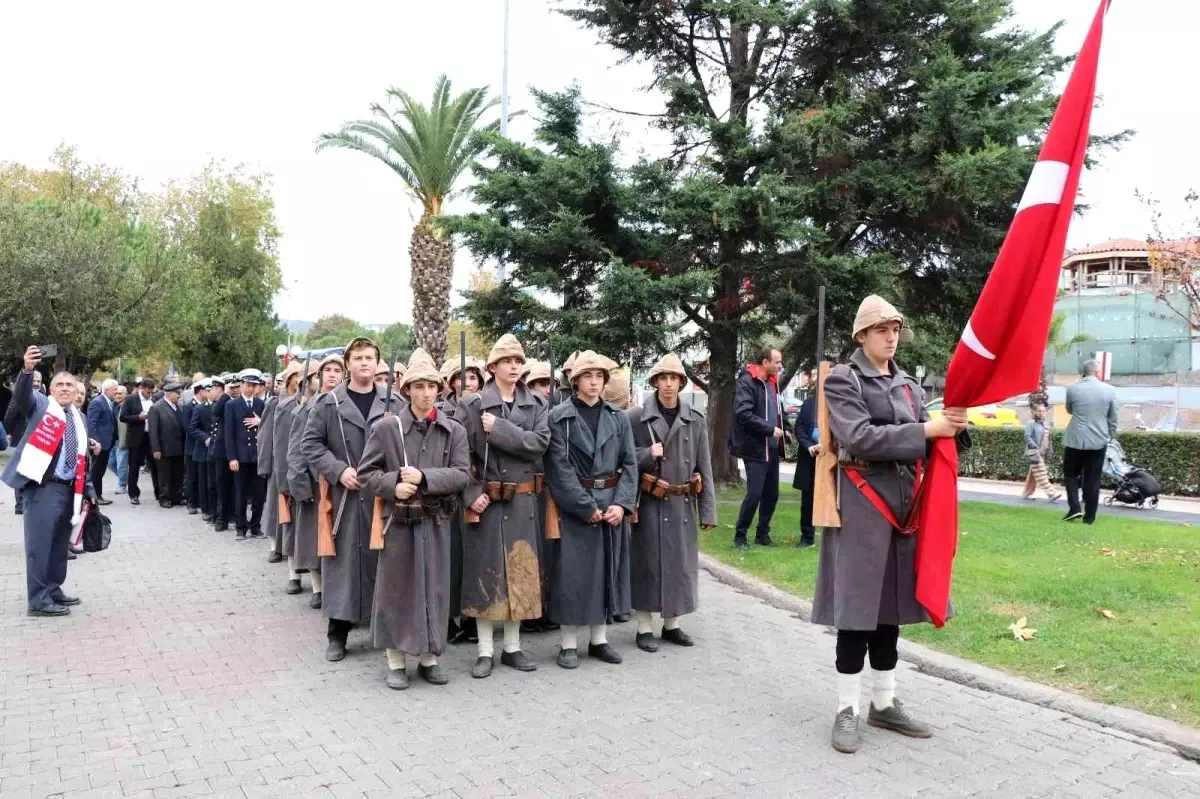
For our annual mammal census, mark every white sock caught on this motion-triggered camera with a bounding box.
[589,624,608,645]
[502,621,521,654]
[837,672,861,715]
[636,611,654,635]
[561,626,578,651]
[871,668,896,710]
[418,653,437,668]
[477,619,495,658]
[663,615,680,631]
[287,560,298,581]
[385,649,405,671]
[311,570,322,593]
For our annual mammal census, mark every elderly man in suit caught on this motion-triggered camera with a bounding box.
[1,346,99,616]
[120,377,160,506]
[148,382,188,508]
[1063,359,1119,524]
[86,378,120,506]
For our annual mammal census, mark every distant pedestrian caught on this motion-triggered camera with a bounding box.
[1022,404,1061,503]
[791,378,819,549]
[730,347,789,550]
[1062,360,1118,524]
[120,377,160,505]
[86,378,120,505]
[148,382,187,507]
[109,385,129,494]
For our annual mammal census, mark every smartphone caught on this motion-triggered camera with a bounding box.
[37,344,59,360]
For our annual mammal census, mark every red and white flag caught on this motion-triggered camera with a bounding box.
[915,0,1111,626]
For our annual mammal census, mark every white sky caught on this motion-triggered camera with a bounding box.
[1,0,1195,326]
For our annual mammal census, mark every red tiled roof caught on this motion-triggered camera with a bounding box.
[1065,237,1199,259]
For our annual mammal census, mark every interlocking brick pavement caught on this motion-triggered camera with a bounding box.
[1,498,1198,798]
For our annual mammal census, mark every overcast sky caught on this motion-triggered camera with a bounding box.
[1,0,1195,327]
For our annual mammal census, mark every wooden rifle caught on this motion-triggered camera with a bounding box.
[369,349,400,550]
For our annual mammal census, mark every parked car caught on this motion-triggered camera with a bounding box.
[925,398,1020,428]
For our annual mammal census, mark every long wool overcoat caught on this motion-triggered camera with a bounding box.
[301,384,403,623]
[454,382,550,621]
[627,396,716,618]
[544,398,638,626]
[359,410,469,655]
[812,348,957,630]
[286,398,322,573]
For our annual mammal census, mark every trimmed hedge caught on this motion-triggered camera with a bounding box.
[960,428,1200,497]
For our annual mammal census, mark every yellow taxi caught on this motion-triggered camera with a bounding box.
[925,397,1020,429]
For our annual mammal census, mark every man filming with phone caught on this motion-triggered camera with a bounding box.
[2,346,100,617]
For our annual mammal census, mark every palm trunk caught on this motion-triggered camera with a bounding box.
[409,213,455,364]
[1029,362,1050,409]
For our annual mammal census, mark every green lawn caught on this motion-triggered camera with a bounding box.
[704,490,1200,726]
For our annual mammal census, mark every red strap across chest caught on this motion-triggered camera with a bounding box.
[842,382,924,535]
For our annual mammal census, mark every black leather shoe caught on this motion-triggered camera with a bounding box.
[556,648,580,669]
[588,643,623,664]
[325,638,346,662]
[471,656,494,679]
[235,531,247,540]
[68,545,84,555]
[661,627,694,647]
[130,497,140,506]
[612,613,631,623]
[754,536,776,547]
[53,595,81,606]
[96,497,113,506]
[159,501,172,509]
[419,664,449,685]
[733,539,750,551]
[214,523,228,532]
[27,605,70,617]
[187,507,199,515]
[386,668,409,690]
[67,552,77,561]
[1063,511,1083,522]
[500,650,537,672]
[14,507,24,515]
[636,632,659,653]
[267,551,283,563]
[309,592,322,610]
[250,530,266,539]
[285,579,301,595]
[796,538,815,549]
[202,514,214,523]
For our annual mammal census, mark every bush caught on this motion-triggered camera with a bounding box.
[959,428,1200,496]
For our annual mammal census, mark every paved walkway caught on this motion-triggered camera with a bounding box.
[2,500,1199,798]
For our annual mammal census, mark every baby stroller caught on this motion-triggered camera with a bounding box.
[1103,440,1161,509]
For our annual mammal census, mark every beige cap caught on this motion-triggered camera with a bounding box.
[281,359,305,386]
[402,348,441,389]
[523,360,551,384]
[853,295,912,342]
[570,351,618,384]
[603,368,632,409]
[486,334,526,368]
[647,353,687,385]
[318,353,345,376]
[562,351,579,373]
[374,362,390,376]
[393,361,406,377]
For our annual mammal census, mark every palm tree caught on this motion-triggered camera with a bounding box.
[1029,312,1093,408]
[317,75,499,363]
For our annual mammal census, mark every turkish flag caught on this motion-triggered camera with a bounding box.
[914,0,1111,627]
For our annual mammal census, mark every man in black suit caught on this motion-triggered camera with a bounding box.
[186,379,212,518]
[791,384,819,549]
[120,378,160,506]
[225,369,266,539]
[148,382,187,508]
[86,378,120,506]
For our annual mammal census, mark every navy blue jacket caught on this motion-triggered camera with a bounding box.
[730,366,791,461]
[209,394,230,461]
[86,394,119,452]
[188,402,212,462]
[224,395,264,464]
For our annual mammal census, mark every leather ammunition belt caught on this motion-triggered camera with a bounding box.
[579,473,621,490]
[639,472,703,498]
[392,496,457,522]
[484,481,537,502]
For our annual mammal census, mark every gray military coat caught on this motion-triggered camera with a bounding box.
[545,398,638,626]
[812,348,952,630]
[454,382,550,621]
[257,396,283,551]
[287,398,322,573]
[270,395,299,555]
[301,384,404,623]
[359,409,469,655]
[627,396,716,618]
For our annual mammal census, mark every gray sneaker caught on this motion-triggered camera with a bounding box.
[831,707,860,753]
[867,699,933,738]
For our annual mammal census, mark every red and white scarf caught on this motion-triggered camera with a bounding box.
[17,400,88,523]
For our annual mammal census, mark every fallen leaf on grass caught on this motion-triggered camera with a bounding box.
[1008,617,1037,641]
[1094,607,1117,620]
[1053,663,1067,673]
[1099,546,1116,557]
[724,524,734,529]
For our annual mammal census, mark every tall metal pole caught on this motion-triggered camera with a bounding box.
[497,0,511,283]
[815,285,826,370]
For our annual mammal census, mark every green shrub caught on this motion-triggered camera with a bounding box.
[959,428,1200,496]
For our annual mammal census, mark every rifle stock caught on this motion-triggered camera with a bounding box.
[317,475,336,557]
[812,361,841,528]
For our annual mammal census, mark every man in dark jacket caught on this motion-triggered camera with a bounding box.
[186,380,213,518]
[730,348,789,549]
[6,370,44,515]
[86,379,120,506]
[120,377,160,506]
[791,386,819,549]
[225,369,266,539]
[148,383,187,507]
